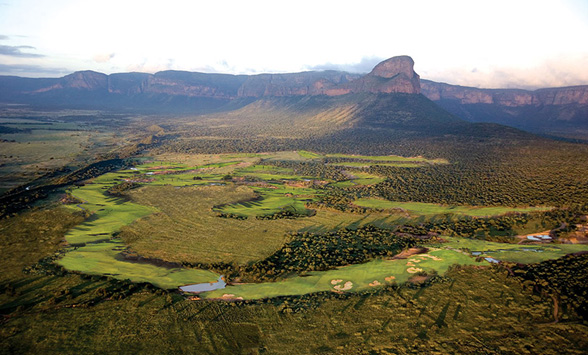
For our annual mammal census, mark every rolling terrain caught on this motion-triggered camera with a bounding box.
[1,56,588,354]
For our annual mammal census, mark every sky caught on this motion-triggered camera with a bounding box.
[0,0,587,89]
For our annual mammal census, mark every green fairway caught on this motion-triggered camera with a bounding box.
[63,175,155,244]
[200,248,479,299]
[326,153,448,164]
[217,184,318,217]
[297,150,325,159]
[233,164,310,181]
[354,198,551,217]
[53,152,587,299]
[328,162,424,168]
[58,241,221,289]
[438,237,588,264]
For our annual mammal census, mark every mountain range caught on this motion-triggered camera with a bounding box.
[1,56,587,138]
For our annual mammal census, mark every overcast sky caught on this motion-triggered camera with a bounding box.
[0,0,587,89]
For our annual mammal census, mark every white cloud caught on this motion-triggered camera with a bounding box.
[0,0,586,88]
[93,53,115,63]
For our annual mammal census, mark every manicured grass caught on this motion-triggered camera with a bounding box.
[326,153,449,164]
[233,164,314,181]
[218,184,318,217]
[63,174,155,244]
[438,237,588,264]
[354,198,552,217]
[58,240,220,289]
[349,171,387,185]
[297,150,324,159]
[328,162,424,168]
[201,249,480,299]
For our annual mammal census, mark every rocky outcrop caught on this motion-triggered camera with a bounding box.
[321,56,421,96]
[421,80,588,107]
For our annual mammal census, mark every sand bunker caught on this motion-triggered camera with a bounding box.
[368,280,381,287]
[334,281,353,291]
[385,276,396,282]
[407,267,424,274]
[221,294,244,300]
[418,254,442,261]
[409,258,422,263]
[406,262,415,266]
[331,279,343,285]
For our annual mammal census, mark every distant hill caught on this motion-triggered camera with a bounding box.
[0,56,420,113]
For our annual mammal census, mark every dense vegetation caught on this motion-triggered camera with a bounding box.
[1,209,587,354]
[245,226,418,280]
[510,253,588,321]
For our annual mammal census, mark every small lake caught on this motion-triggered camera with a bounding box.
[526,234,552,241]
[180,275,226,293]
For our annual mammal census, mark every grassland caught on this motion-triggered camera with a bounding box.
[0,114,122,193]
[121,184,300,263]
[354,198,552,217]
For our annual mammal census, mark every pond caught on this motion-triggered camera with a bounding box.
[526,234,552,241]
[180,275,226,293]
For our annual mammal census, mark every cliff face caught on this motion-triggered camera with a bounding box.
[421,80,588,135]
[237,71,360,97]
[237,56,420,97]
[4,56,421,101]
[421,80,588,107]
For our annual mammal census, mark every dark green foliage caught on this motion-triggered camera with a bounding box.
[0,125,32,134]
[510,253,588,320]
[216,212,248,220]
[255,208,316,220]
[246,225,418,280]
[105,181,140,196]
